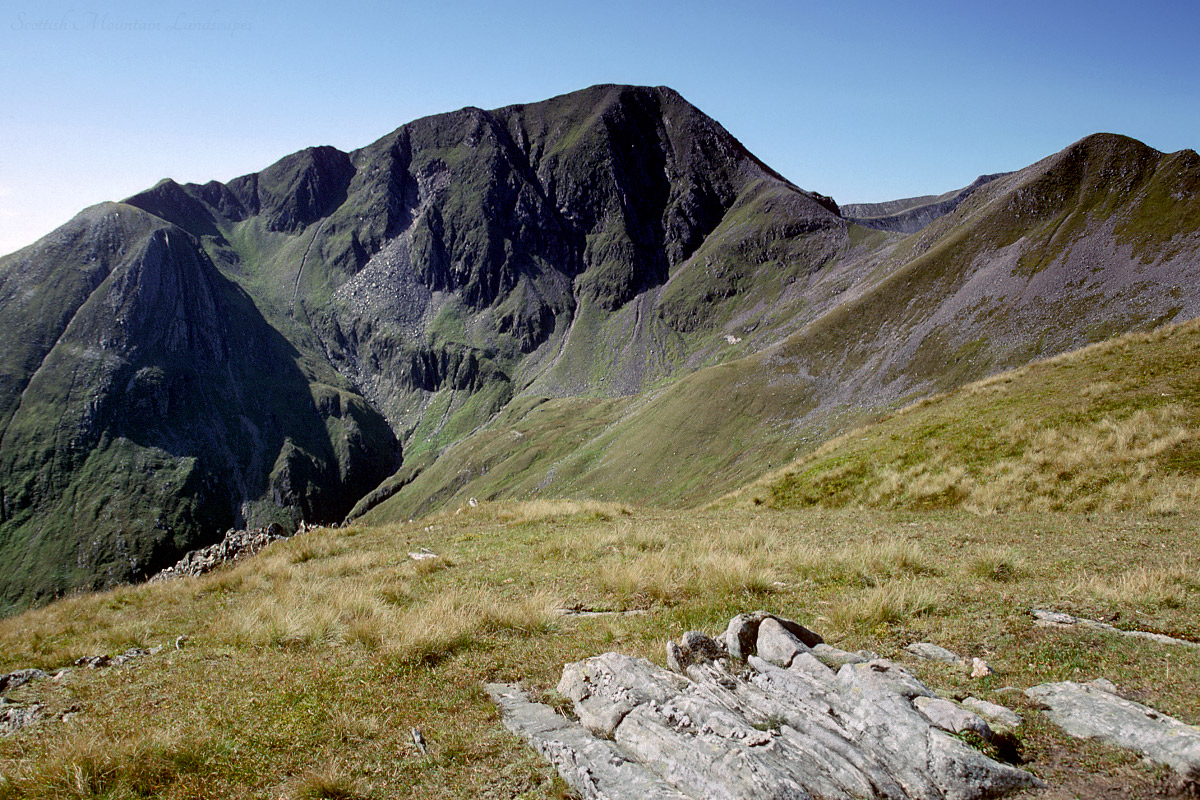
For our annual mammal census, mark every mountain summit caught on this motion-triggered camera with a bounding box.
[1,87,1198,612]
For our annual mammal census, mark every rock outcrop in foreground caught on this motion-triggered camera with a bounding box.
[489,613,1040,800]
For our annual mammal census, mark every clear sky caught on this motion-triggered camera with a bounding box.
[2,0,1198,256]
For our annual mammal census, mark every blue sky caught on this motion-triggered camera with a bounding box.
[2,0,1198,255]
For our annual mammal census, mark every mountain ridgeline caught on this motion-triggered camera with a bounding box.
[1,84,1198,611]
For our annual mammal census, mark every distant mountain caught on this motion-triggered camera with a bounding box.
[1,82,1198,613]
[0,85,843,609]
[842,173,1009,234]
[357,133,1200,523]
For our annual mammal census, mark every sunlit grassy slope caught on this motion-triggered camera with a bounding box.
[743,317,1200,514]
[2,500,1198,798]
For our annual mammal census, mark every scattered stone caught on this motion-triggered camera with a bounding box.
[152,523,292,580]
[494,614,1042,800]
[721,610,823,661]
[112,647,150,666]
[0,701,42,736]
[1032,608,1200,650]
[1027,678,1200,780]
[666,631,726,672]
[0,668,47,695]
[906,642,967,666]
[74,655,112,670]
[555,608,649,618]
[962,697,1023,734]
[914,696,995,740]
[73,642,173,671]
[971,657,993,678]
[408,548,439,561]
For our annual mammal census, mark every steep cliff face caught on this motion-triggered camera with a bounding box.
[356,133,1200,521]
[130,84,845,447]
[0,204,397,610]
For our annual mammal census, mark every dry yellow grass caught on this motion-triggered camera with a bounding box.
[740,319,1200,516]
[0,727,213,800]
[825,579,945,634]
[1075,562,1200,611]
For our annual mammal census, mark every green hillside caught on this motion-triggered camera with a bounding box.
[747,318,1200,513]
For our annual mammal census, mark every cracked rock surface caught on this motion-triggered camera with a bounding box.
[490,616,1041,800]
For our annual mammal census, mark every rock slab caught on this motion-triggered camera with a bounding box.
[1031,609,1200,650]
[493,617,1042,800]
[1027,678,1200,781]
[0,668,47,695]
[905,642,966,666]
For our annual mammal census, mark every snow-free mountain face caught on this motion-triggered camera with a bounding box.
[1,82,1198,612]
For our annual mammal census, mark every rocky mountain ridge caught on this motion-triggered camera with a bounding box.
[0,85,1198,611]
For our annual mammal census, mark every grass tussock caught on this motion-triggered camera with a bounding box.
[467,498,635,525]
[586,522,781,605]
[967,547,1025,583]
[288,765,371,800]
[380,587,558,664]
[0,728,212,800]
[213,550,555,661]
[826,580,944,633]
[789,539,937,587]
[570,520,936,608]
[1076,563,1200,610]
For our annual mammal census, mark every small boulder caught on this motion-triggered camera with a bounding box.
[905,642,966,666]
[962,697,1023,734]
[74,655,112,670]
[112,647,150,666]
[756,617,809,668]
[810,643,874,669]
[0,702,42,736]
[722,611,822,661]
[666,631,726,672]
